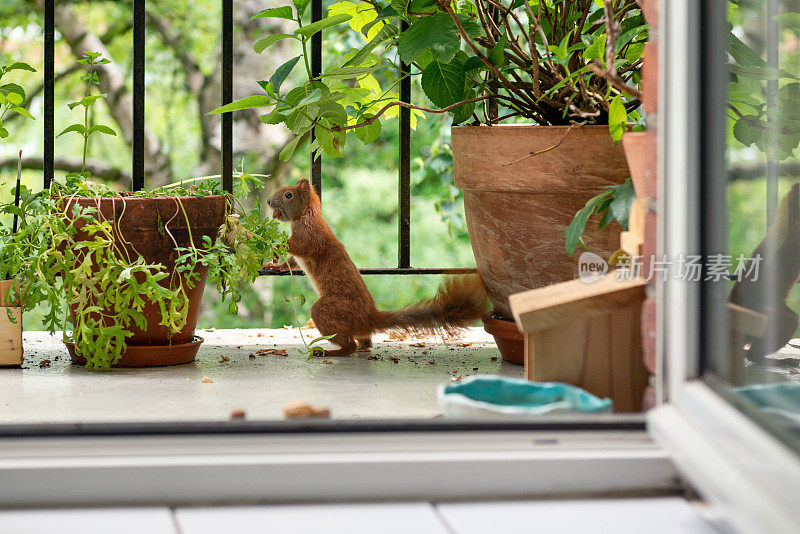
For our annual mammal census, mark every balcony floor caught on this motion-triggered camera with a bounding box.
[0,328,519,424]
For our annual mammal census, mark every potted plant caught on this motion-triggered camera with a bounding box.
[0,59,36,366]
[211,0,646,363]
[0,52,289,370]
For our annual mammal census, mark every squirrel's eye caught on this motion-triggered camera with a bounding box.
[284,192,292,199]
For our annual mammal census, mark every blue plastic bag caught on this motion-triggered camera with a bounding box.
[438,375,613,418]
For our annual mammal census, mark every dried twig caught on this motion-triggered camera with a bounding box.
[502,125,575,166]
[588,62,643,99]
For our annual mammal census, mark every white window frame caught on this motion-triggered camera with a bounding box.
[649,1,800,533]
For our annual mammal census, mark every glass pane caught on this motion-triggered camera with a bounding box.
[721,0,800,447]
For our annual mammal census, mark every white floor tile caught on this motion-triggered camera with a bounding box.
[0,508,176,534]
[437,497,720,534]
[175,503,450,534]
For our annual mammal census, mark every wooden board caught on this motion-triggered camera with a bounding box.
[0,307,22,367]
[512,273,648,412]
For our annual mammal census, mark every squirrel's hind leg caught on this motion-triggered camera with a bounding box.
[311,298,358,357]
[357,338,372,350]
[322,336,357,357]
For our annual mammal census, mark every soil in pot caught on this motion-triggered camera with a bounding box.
[62,195,226,366]
[453,125,629,319]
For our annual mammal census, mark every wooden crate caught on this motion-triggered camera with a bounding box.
[0,279,22,367]
[510,273,649,412]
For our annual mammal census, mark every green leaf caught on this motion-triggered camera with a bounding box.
[391,0,410,17]
[317,101,348,124]
[296,88,324,107]
[295,14,352,38]
[774,12,800,29]
[251,6,295,20]
[362,5,396,37]
[6,92,23,106]
[254,33,296,54]
[270,56,302,94]
[452,90,475,125]
[67,94,107,110]
[343,25,399,68]
[584,33,605,60]
[732,117,762,147]
[260,109,288,124]
[565,203,595,256]
[293,0,311,16]
[207,94,273,114]
[397,13,460,64]
[324,65,382,79]
[488,34,508,66]
[10,106,33,120]
[5,62,36,73]
[608,95,627,142]
[730,64,798,81]
[87,124,116,136]
[314,124,342,157]
[462,55,484,72]
[609,180,634,229]
[421,60,466,108]
[279,132,309,161]
[354,115,381,144]
[456,14,481,38]
[56,124,87,137]
[408,0,437,13]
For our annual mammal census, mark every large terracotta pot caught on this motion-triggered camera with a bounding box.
[63,195,226,366]
[453,124,629,319]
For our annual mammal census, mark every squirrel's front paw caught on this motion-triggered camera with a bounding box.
[263,261,290,271]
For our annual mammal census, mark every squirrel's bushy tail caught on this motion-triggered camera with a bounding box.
[378,275,488,334]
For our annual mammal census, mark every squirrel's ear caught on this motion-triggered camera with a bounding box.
[297,179,310,192]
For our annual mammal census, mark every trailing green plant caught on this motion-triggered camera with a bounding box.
[0,59,36,288]
[0,53,289,370]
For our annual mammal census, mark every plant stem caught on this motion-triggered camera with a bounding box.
[297,16,313,80]
[332,95,512,132]
[81,60,93,174]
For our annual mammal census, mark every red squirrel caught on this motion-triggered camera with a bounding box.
[265,179,488,356]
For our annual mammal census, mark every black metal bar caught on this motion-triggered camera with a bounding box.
[260,267,478,276]
[43,0,54,189]
[132,0,145,191]
[12,151,21,233]
[398,20,411,269]
[310,0,322,197]
[221,0,233,194]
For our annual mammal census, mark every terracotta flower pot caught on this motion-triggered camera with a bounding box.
[63,195,226,366]
[452,125,630,362]
[482,315,523,365]
[621,131,656,199]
